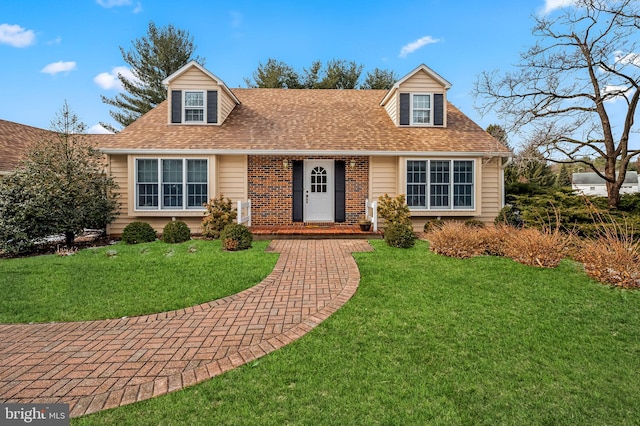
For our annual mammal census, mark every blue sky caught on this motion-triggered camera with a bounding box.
[0,0,586,142]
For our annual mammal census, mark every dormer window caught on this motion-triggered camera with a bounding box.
[171,90,219,124]
[184,91,204,122]
[398,92,444,127]
[411,94,432,125]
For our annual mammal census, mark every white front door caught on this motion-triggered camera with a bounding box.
[304,160,334,222]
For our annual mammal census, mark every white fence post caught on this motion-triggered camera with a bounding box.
[365,198,378,232]
[237,199,252,227]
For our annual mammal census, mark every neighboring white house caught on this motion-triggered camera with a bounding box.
[572,171,639,196]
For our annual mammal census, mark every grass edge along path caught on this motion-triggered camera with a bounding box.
[74,240,640,426]
[0,239,278,323]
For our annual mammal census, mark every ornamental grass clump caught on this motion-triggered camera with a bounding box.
[162,220,191,244]
[427,221,486,259]
[202,195,237,239]
[220,223,253,251]
[121,221,157,244]
[502,226,569,268]
[575,217,640,288]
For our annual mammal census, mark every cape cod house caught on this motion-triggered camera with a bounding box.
[96,61,511,235]
[0,62,512,235]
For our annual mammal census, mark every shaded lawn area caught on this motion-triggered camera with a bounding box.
[0,239,278,323]
[73,240,640,425]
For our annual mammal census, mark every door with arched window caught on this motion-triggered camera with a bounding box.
[304,160,334,222]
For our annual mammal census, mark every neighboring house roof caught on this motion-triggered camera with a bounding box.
[572,171,638,185]
[0,119,113,174]
[101,88,510,156]
[0,120,49,174]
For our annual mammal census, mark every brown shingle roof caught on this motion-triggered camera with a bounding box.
[0,119,114,173]
[102,89,511,155]
[0,120,49,172]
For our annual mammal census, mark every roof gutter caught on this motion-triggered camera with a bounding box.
[99,148,512,157]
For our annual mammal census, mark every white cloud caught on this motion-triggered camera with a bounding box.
[96,0,132,7]
[46,36,62,45]
[133,2,142,13]
[94,66,137,90]
[399,36,440,58]
[88,124,113,134]
[0,23,36,47]
[615,50,640,66]
[541,0,578,14]
[41,61,77,75]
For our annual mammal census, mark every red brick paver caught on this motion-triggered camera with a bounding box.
[0,240,373,418]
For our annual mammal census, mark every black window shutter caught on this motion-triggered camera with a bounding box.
[292,160,304,222]
[171,90,182,123]
[434,94,444,126]
[399,93,410,125]
[207,90,218,124]
[334,161,346,223]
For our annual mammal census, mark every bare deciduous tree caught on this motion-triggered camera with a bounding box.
[474,0,640,207]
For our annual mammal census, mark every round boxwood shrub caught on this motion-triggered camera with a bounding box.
[162,220,191,244]
[121,221,157,244]
[384,222,416,248]
[220,223,253,251]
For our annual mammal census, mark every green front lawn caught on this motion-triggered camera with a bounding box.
[73,240,640,425]
[0,239,278,323]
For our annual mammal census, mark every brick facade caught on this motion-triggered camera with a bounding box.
[248,155,369,226]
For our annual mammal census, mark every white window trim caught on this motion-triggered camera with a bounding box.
[134,158,208,211]
[410,93,433,126]
[405,158,476,211]
[183,90,206,124]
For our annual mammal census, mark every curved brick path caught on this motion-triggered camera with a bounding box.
[0,239,373,418]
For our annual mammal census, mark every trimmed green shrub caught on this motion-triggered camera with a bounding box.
[495,204,524,228]
[202,196,237,239]
[423,219,445,233]
[121,221,157,244]
[378,193,412,226]
[384,222,416,248]
[162,220,191,244]
[220,223,253,251]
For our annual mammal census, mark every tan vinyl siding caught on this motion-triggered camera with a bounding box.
[384,99,398,126]
[399,70,447,94]
[370,156,398,200]
[477,157,502,223]
[219,91,237,123]
[170,67,216,90]
[217,155,248,203]
[106,154,129,236]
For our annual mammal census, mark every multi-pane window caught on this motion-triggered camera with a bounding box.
[184,91,204,122]
[430,161,450,208]
[187,159,208,208]
[135,159,208,210]
[407,160,427,207]
[411,94,431,125]
[310,166,327,193]
[453,161,474,208]
[137,159,159,208]
[406,160,474,210]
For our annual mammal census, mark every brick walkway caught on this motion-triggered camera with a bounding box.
[0,239,373,418]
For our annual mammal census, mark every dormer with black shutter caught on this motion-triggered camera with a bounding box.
[380,64,451,127]
[162,61,240,125]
